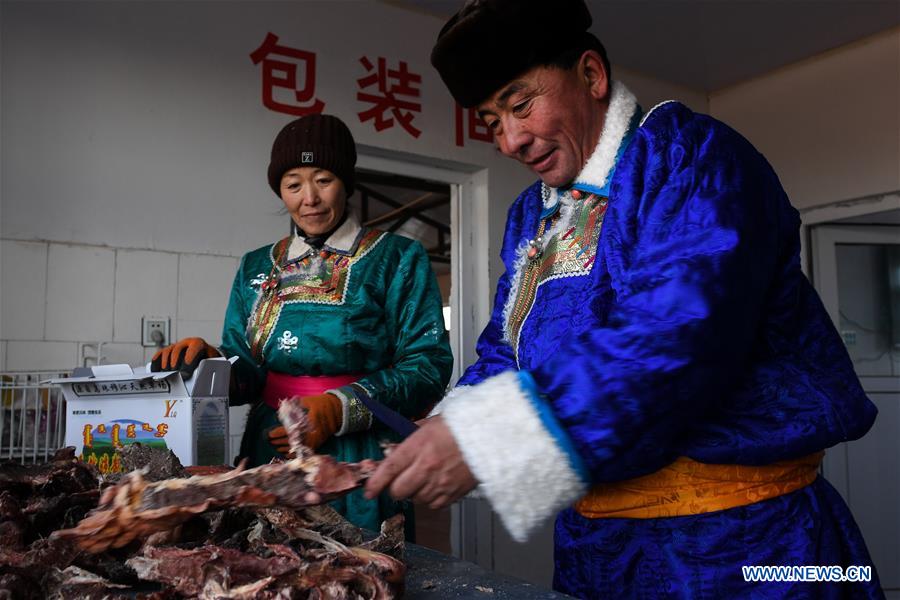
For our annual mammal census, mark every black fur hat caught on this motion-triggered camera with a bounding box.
[431,0,593,108]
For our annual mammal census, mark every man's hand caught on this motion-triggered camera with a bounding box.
[364,416,477,509]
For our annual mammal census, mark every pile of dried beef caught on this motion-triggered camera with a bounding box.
[0,402,405,599]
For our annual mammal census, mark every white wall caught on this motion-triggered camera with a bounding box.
[618,66,708,114]
[0,0,513,371]
[0,238,239,370]
[709,29,900,210]
[0,0,707,376]
[2,0,504,257]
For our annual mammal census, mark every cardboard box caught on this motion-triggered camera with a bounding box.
[49,358,233,474]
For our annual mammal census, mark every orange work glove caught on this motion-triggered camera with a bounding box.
[150,337,220,379]
[268,393,343,454]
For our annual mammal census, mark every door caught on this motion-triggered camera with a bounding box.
[812,224,900,598]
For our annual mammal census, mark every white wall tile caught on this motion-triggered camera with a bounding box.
[113,250,178,343]
[143,346,163,365]
[6,341,78,372]
[77,342,104,368]
[46,244,115,341]
[1,240,47,340]
[98,342,145,367]
[175,319,223,347]
[178,254,238,323]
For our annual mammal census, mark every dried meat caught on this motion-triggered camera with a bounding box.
[1,402,406,598]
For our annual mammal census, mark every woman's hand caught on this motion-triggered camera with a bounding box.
[268,394,343,454]
[150,337,220,378]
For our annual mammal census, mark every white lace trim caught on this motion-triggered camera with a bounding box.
[639,100,677,127]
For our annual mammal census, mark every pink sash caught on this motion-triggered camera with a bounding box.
[262,371,362,409]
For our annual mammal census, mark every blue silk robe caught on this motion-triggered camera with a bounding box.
[438,83,881,598]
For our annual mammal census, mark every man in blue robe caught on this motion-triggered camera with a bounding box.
[366,0,882,597]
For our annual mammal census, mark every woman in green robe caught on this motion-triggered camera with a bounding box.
[153,114,453,531]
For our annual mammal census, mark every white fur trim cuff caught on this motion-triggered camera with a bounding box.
[441,371,588,542]
[427,385,470,417]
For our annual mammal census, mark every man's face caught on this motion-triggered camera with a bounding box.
[477,63,606,188]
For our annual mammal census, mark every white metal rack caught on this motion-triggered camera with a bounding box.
[0,371,68,463]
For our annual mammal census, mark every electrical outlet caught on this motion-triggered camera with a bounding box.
[142,317,171,347]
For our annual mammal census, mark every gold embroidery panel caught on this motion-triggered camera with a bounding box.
[507,195,608,355]
[246,230,385,363]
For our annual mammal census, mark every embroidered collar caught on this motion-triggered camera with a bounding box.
[285,214,365,263]
[541,81,641,216]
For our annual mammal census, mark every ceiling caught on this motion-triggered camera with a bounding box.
[389,0,900,91]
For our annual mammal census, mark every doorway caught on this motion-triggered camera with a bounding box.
[354,170,452,332]
[810,213,900,598]
[352,169,453,553]
[356,148,492,561]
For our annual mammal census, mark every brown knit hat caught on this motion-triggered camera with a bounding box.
[431,0,594,108]
[267,114,357,197]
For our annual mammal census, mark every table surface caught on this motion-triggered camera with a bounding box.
[404,543,571,599]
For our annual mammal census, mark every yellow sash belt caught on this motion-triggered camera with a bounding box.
[574,452,823,519]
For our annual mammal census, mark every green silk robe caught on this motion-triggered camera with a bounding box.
[220,215,453,531]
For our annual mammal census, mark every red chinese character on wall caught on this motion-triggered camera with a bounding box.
[357,56,422,138]
[454,103,494,147]
[250,32,325,116]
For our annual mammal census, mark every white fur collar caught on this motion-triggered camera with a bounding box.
[502,81,638,347]
[286,213,363,262]
[542,80,638,209]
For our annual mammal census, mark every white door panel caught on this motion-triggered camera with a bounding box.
[812,224,900,594]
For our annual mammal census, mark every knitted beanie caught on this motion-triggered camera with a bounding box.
[267,114,357,197]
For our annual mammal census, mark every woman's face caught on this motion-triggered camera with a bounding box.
[280,167,347,236]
